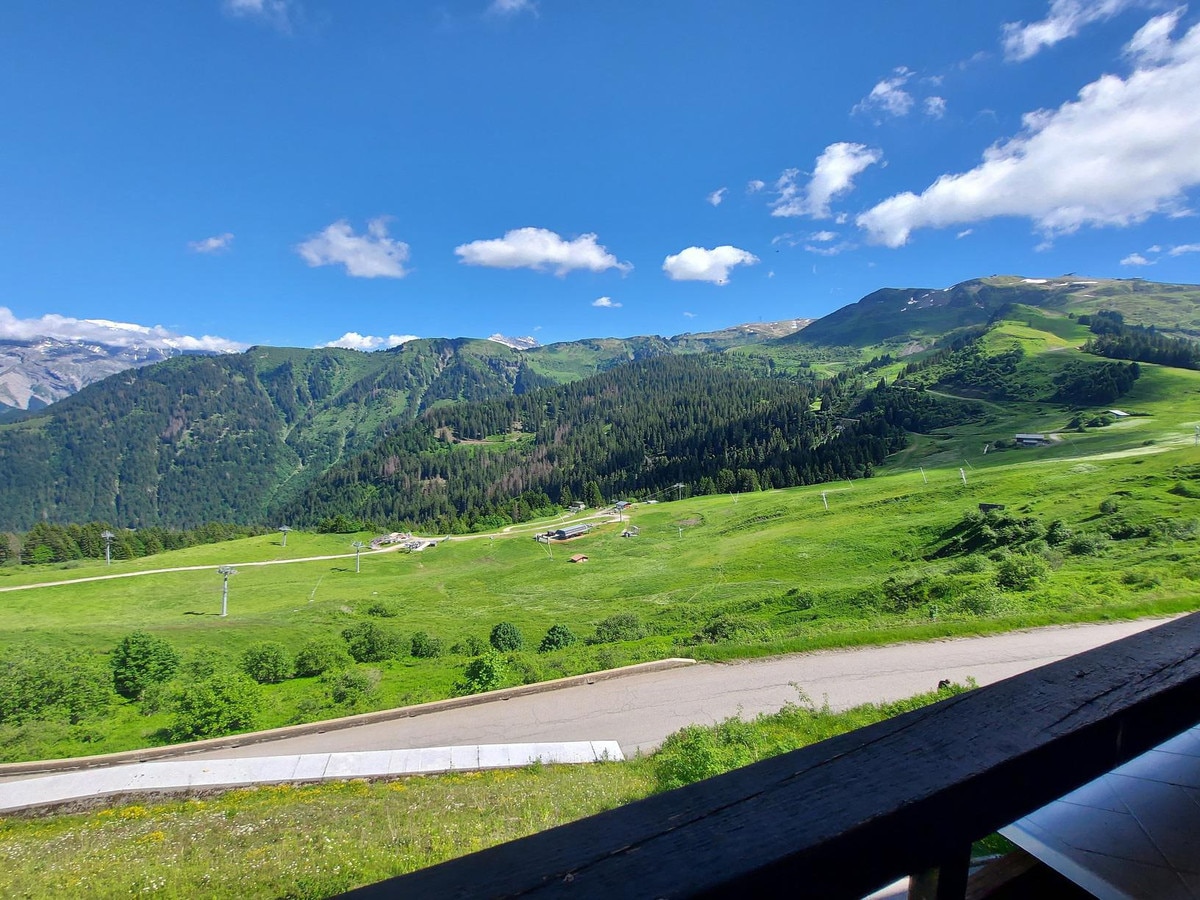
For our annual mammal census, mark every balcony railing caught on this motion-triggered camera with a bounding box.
[342,612,1200,899]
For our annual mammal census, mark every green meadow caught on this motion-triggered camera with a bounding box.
[0,355,1198,762]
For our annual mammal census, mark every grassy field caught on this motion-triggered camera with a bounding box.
[0,337,1198,762]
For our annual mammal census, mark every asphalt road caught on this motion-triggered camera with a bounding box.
[189,618,1169,760]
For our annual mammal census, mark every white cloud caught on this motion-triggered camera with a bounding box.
[1121,252,1155,265]
[1002,0,1144,61]
[662,246,759,284]
[707,187,728,207]
[296,218,410,278]
[592,296,622,308]
[804,241,854,256]
[1126,7,1188,64]
[455,227,631,275]
[853,67,915,118]
[488,0,535,14]
[924,96,947,119]
[223,0,294,30]
[747,179,766,193]
[858,19,1200,247]
[683,311,696,318]
[1169,242,1200,254]
[810,230,838,242]
[0,307,245,352]
[319,332,418,350]
[188,232,234,254]
[956,228,974,238]
[772,142,883,219]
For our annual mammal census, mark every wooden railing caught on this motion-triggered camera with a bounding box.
[342,613,1200,899]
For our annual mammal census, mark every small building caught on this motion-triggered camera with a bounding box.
[569,554,588,563]
[614,501,632,511]
[1015,433,1049,446]
[568,502,587,512]
[1108,409,1130,418]
[553,524,591,541]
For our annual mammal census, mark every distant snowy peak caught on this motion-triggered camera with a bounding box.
[488,334,540,351]
[0,337,218,412]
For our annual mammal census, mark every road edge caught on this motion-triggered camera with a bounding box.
[0,658,697,777]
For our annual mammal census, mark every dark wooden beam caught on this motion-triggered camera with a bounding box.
[341,613,1200,899]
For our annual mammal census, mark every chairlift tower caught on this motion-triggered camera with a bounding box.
[351,540,366,573]
[278,525,291,548]
[217,565,237,617]
[101,530,114,566]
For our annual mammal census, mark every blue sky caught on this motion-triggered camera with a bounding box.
[2,0,1199,352]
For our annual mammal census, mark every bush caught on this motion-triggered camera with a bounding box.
[365,601,398,618]
[326,667,379,706]
[1066,532,1107,556]
[694,614,766,644]
[948,555,988,574]
[454,652,508,695]
[410,631,444,659]
[489,622,524,652]
[589,613,646,644]
[240,642,292,684]
[167,673,261,741]
[1099,497,1121,515]
[450,635,486,657]
[342,622,403,662]
[294,638,353,677]
[0,646,115,726]
[110,632,179,700]
[994,554,1049,591]
[538,624,578,653]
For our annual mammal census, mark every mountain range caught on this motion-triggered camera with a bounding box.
[0,275,1193,533]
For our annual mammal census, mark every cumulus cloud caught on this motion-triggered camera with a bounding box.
[0,307,245,352]
[772,142,883,219]
[189,232,234,254]
[662,246,759,284]
[853,67,915,118]
[296,218,410,278]
[1125,7,1188,64]
[924,96,947,118]
[223,0,294,30]
[1002,0,1145,61]
[1169,242,1200,254]
[857,19,1200,247]
[592,296,622,308]
[455,227,631,275]
[707,187,728,207]
[319,332,418,350]
[1121,252,1155,265]
[747,179,766,193]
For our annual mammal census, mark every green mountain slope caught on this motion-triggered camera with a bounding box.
[788,275,1200,349]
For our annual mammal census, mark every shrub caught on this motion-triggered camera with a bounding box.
[1066,532,1107,556]
[454,652,508,695]
[110,632,179,700]
[167,673,261,741]
[450,635,486,657]
[0,646,114,726]
[948,555,988,574]
[294,638,353,677]
[489,622,524,652]
[1099,497,1121,515]
[589,613,645,644]
[326,667,379,706]
[994,554,1049,591]
[240,642,292,684]
[694,614,765,644]
[410,631,444,659]
[538,624,578,653]
[365,601,399,618]
[342,622,403,662]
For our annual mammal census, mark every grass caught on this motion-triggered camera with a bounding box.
[0,330,1198,762]
[0,686,959,899]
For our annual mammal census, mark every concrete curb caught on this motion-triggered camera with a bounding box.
[0,657,696,777]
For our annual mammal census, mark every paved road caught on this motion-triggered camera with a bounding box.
[187,618,1170,760]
